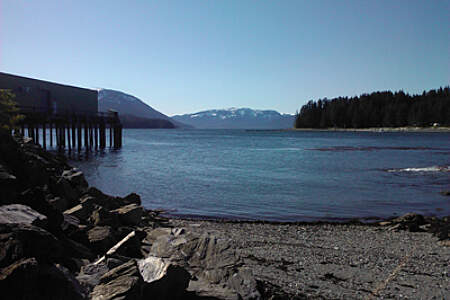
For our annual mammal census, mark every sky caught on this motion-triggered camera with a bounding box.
[1,1,449,116]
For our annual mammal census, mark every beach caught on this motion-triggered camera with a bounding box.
[170,218,450,299]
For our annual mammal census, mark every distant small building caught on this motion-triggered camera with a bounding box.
[0,72,97,115]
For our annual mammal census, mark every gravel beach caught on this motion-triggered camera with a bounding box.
[170,219,450,299]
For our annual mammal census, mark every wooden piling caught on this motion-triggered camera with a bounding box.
[42,122,46,150]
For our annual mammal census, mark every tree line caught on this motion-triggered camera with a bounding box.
[294,87,449,128]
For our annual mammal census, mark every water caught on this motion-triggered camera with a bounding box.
[70,129,450,222]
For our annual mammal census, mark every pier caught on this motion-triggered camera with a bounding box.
[17,107,122,151]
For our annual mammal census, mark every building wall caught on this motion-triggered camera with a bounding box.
[0,72,98,114]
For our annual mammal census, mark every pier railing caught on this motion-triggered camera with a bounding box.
[16,106,123,151]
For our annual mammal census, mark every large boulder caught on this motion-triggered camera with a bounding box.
[0,204,47,229]
[0,223,62,268]
[0,257,86,300]
[148,228,260,300]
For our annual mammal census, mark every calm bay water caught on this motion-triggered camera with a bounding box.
[70,129,450,221]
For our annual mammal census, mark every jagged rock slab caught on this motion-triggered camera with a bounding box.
[0,204,47,228]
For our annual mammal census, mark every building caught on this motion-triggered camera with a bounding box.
[0,72,98,114]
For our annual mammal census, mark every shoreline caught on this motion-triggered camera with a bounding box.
[289,126,450,132]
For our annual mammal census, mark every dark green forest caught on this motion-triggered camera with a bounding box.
[294,87,450,128]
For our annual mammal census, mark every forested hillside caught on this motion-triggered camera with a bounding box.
[295,87,449,128]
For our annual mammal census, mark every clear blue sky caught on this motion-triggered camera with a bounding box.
[1,1,449,116]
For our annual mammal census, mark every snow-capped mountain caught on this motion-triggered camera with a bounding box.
[172,108,295,129]
[98,89,189,128]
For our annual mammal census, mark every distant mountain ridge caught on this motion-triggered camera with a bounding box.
[172,108,295,129]
[98,89,189,128]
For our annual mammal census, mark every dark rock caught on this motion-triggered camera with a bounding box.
[393,213,426,232]
[87,226,117,254]
[61,238,95,260]
[51,176,80,207]
[62,168,88,191]
[77,262,110,294]
[64,199,96,224]
[0,164,17,205]
[138,256,191,300]
[61,214,81,234]
[440,190,450,196]
[89,206,119,227]
[18,188,64,235]
[111,204,143,226]
[0,204,47,229]
[0,223,62,267]
[0,258,86,300]
[84,187,123,210]
[91,260,144,300]
[122,193,141,206]
[48,196,70,212]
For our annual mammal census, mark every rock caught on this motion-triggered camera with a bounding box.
[91,260,144,300]
[84,187,123,210]
[393,213,426,232]
[61,238,95,260]
[51,176,80,207]
[138,256,191,299]
[62,168,88,191]
[0,204,47,228]
[64,200,96,223]
[148,229,260,299]
[0,223,62,267]
[89,206,118,227]
[440,190,450,196]
[18,188,64,235]
[111,204,143,226]
[0,164,17,205]
[61,214,81,233]
[122,193,141,206]
[87,226,117,254]
[77,262,110,294]
[48,196,70,212]
[0,258,86,300]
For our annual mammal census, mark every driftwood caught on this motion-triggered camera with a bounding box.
[94,230,136,265]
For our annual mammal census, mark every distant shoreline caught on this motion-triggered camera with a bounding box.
[289,126,450,132]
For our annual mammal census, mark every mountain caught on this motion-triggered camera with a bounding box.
[172,108,295,129]
[98,89,189,128]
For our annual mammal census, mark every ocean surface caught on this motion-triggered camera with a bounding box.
[70,129,450,222]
